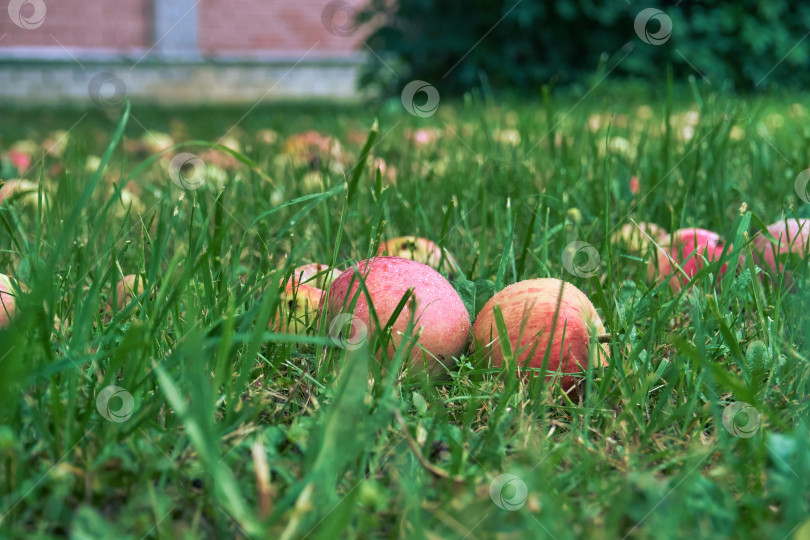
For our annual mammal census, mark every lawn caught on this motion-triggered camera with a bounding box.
[0,82,809,539]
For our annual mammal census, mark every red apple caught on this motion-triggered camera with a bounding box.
[648,228,734,291]
[0,273,19,328]
[752,218,810,290]
[472,278,609,391]
[326,256,470,374]
[377,236,456,273]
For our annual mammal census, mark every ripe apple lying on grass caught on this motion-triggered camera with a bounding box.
[0,273,19,328]
[272,277,324,335]
[752,218,810,290]
[287,262,342,290]
[377,236,456,274]
[327,256,470,374]
[272,263,343,335]
[648,228,734,291]
[100,274,148,322]
[610,222,669,254]
[472,278,609,392]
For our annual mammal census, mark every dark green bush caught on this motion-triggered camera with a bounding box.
[357,0,810,95]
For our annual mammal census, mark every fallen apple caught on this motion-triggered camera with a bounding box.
[281,130,345,172]
[110,274,147,312]
[272,278,323,335]
[472,278,609,391]
[0,179,42,206]
[0,273,19,328]
[288,263,342,291]
[648,228,733,291]
[376,236,456,273]
[752,218,810,290]
[610,222,668,254]
[326,256,470,374]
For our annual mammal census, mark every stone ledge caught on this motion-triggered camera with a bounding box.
[0,52,367,105]
[0,46,367,65]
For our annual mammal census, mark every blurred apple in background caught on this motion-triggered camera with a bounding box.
[105,274,147,313]
[611,221,668,254]
[377,236,456,274]
[0,180,43,207]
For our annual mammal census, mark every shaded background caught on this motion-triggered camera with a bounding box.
[0,0,366,103]
[2,0,810,105]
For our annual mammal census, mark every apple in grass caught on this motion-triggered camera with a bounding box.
[326,257,471,375]
[610,222,669,254]
[0,273,19,328]
[472,278,609,392]
[648,228,734,292]
[272,277,324,335]
[376,236,457,274]
[271,262,344,335]
[288,262,343,291]
[0,180,43,206]
[101,274,148,322]
[752,218,810,290]
[112,274,147,311]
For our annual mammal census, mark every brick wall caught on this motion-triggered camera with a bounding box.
[0,0,367,102]
[199,0,364,55]
[0,0,151,50]
[0,0,364,56]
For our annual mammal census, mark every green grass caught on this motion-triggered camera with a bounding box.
[1,82,809,539]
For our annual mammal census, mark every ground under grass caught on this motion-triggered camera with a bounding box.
[0,83,809,539]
